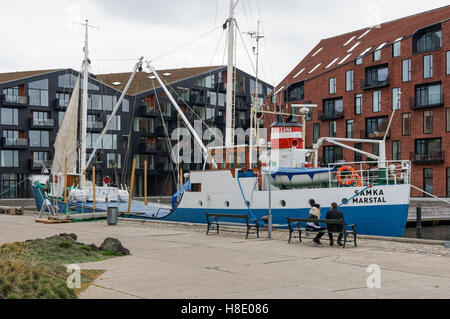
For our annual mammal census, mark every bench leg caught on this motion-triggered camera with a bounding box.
[343,233,347,249]
[217,224,220,234]
[206,223,210,235]
[288,230,292,244]
[246,226,250,239]
[354,231,357,247]
[256,226,260,239]
[299,229,302,243]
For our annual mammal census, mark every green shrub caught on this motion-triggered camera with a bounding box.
[58,242,73,249]
[5,293,21,299]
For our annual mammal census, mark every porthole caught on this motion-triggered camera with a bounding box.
[225,201,230,208]
[280,200,287,207]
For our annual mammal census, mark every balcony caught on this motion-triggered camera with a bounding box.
[318,110,344,121]
[189,94,208,105]
[2,137,28,149]
[361,79,390,90]
[87,121,104,130]
[1,95,28,107]
[138,143,156,154]
[29,159,52,171]
[29,118,55,129]
[135,105,159,118]
[410,151,444,164]
[409,96,443,110]
[54,98,69,110]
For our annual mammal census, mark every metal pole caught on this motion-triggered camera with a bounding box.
[127,159,136,215]
[225,0,235,147]
[64,157,68,215]
[268,142,272,239]
[93,166,96,212]
[144,160,148,206]
[416,207,422,229]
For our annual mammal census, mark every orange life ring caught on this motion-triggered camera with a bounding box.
[337,166,362,186]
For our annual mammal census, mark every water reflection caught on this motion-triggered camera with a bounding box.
[404,225,450,241]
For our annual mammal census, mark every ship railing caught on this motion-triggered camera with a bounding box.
[326,160,411,188]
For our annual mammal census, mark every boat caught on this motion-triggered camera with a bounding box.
[136,0,411,237]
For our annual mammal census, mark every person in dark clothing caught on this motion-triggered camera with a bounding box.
[306,202,326,245]
[326,202,345,246]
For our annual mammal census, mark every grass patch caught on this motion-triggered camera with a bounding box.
[0,235,121,299]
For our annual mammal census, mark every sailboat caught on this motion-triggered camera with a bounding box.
[132,0,411,237]
[30,21,169,217]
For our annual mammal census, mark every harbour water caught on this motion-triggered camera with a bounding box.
[404,225,450,241]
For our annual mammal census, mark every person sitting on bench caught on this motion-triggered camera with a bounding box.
[306,200,326,245]
[326,202,345,246]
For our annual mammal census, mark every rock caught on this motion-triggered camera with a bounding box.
[99,238,130,256]
[58,233,77,241]
[88,244,99,252]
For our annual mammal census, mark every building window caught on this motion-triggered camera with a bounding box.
[415,138,442,162]
[56,92,70,108]
[86,134,117,150]
[447,51,450,75]
[323,146,342,166]
[392,141,401,161]
[58,74,77,88]
[447,168,450,198]
[413,24,442,54]
[355,94,362,115]
[402,113,411,136]
[365,65,389,88]
[402,59,411,82]
[0,151,19,168]
[32,152,49,168]
[373,144,380,157]
[415,83,442,107]
[393,40,401,57]
[287,82,304,101]
[424,55,433,79]
[58,112,65,127]
[29,79,49,107]
[346,120,354,138]
[235,73,246,93]
[107,153,122,169]
[423,110,433,134]
[122,99,129,112]
[329,78,336,94]
[29,131,49,148]
[1,108,19,126]
[392,88,401,110]
[447,109,450,132]
[372,90,381,113]
[313,123,320,143]
[373,50,381,61]
[329,121,337,138]
[355,57,362,65]
[355,144,363,162]
[346,71,353,91]
[106,115,121,131]
[366,117,388,139]
[423,168,433,197]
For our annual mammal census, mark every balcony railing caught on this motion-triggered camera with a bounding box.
[30,159,52,171]
[54,98,69,109]
[87,122,104,130]
[138,143,156,154]
[318,110,344,121]
[2,137,28,149]
[30,118,55,129]
[189,94,208,105]
[361,79,390,90]
[410,151,444,163]
[1,95,28,107]
[135,105,159,117]
[409,95,443,110]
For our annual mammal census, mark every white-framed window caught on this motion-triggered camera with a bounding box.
[346,71,354,91]
[424,55,433,79]
[329,78,336,94]
[373,91,381,113]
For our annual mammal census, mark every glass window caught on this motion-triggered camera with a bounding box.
[58,112,65,127]
[373,91,381,113]
[56,92,70,108]
[177,87,190,102]
[423,110,433,134]
[366,117,388,138]
[355,57,362,65]
[393,41,401,57]
[373,50,381,61]
[323,146,342,166]
[415,83,442,107]
[424,55,433,79]
[402,59,411,82]
[208,92,217,106]
[346,120,354,138]
[102,96,113,111]
[313,123,320,143]
[0,151,19,167]
[392,141,401,161]
[346,71,353,91]
[287,82,304,101]
[1,108,18,125]
[413,25,442,54]
[416,138,442,160]
[329,78,336,94]
[122,99,129,112]
[29,79,48,107]
[29,131,49,148]
[447,51,450,75]
[355,94,362,115]
[58,74,77,88]
[218,93,225,107]
[447,168,450,198]
[107,115,121,131]
[402,113,411,136]
[392,88,401,110]
[107,153,121,169]
[447,109,450,132]
[423,168,433,197]
[355,144,363,162]
[329,121,337,138]
[373,143,380,157]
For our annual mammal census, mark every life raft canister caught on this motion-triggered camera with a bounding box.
[336,166,363,187]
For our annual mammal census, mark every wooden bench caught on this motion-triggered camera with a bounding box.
[205,213,260,239]
[286,217,357,248]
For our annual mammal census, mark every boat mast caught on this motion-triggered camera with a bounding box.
[80,20,90,188]
[225,0,236,147]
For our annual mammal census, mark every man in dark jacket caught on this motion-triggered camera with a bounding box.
[326,202,345,246]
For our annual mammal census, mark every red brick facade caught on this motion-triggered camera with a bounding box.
[265,6,450,197]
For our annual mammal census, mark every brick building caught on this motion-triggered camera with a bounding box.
[266,6,450,197]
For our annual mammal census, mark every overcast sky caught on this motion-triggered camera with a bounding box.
[0,0,448,86]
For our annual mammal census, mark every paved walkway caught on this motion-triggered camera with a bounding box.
[0,214,449,299]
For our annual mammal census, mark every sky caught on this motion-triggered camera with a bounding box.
[0,0,448,86]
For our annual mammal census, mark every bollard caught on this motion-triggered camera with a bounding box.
[107,206,119,226]
[444,242,450,249]
[416,207,422,230]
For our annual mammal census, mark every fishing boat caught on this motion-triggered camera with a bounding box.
[136,0,411,237]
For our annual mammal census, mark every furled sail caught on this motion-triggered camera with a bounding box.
[51,75,81,174]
